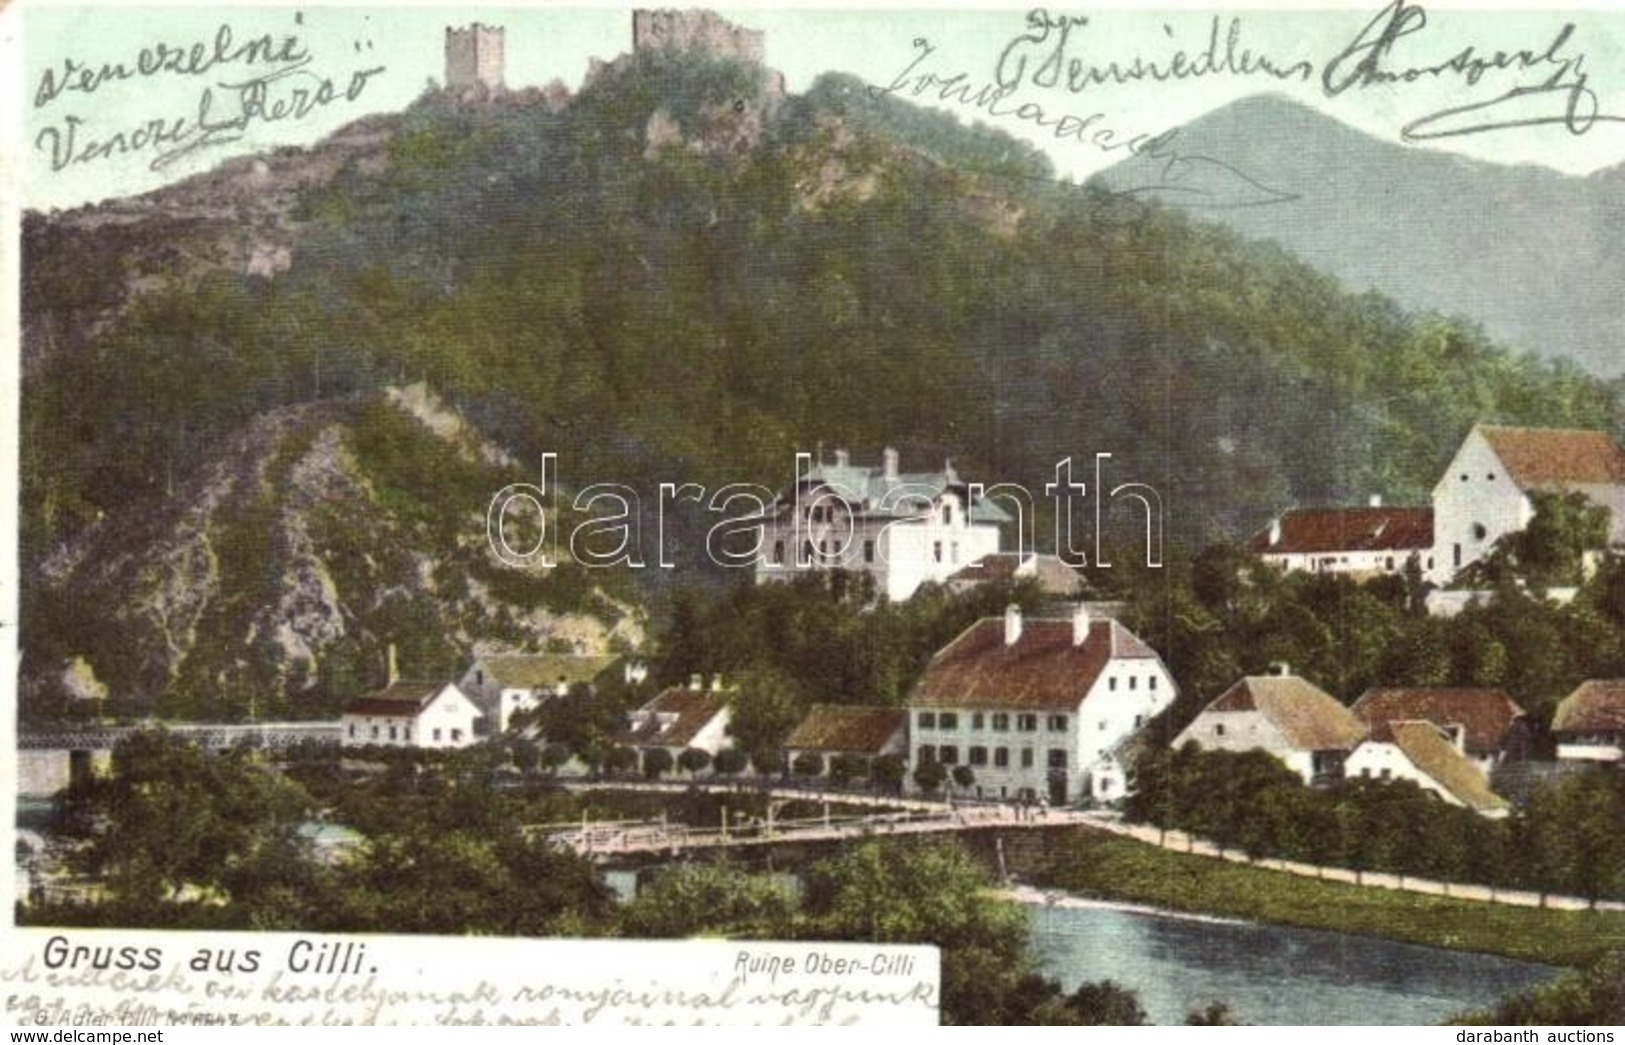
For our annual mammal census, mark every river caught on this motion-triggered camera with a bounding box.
[1024,893,1561,1025]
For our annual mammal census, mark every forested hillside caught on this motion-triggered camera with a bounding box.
[21,48,1625,715]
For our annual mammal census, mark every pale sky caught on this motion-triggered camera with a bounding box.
[14,3,1625,210]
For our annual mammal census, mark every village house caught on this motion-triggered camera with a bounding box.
[340,681,483,749]
[613,675,734,768]
[1553,679,1625,763]
[1248,501,1434,578]
[1344,720,1511,817]
[754,448,1009,601]
[907,604,1176,804]
[783,705,908,773]
[1430,424,1625,584]
[1172,667,1366,785]
[946,552,1086,599]
[459,652,645,735]
[1350,686,1528,773]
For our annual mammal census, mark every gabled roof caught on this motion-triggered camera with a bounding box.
[1553,679,1625,735]
[946,553,1085,596]
[1477,425,1625,489]
[343,681,453,717]
[784,705,907,754]
[1381,721,1509,814]
[1205,676,1367,751]
[471,653,618,690]
[775,453,1011,525]
[1352,687,1525,756]
[614,686,728,748]
[1249,506,1433,555]
[911,617,1160,711]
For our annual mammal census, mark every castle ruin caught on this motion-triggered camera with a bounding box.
[445,23,505,93]
[631,9,764,64]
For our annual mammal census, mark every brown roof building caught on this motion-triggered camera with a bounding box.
[1553,679,1625,763]
[784,705,907,759]
[1347,720,1510,816]
[1352,687,1527,767]
[906,605,1176,805]
[614,680,733,756]
[341,681,483,749]
[1250,504,1434,578]
[946,552,1085,598]
[1173,670,1367,785]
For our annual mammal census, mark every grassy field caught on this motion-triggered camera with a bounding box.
[976,826,1625,969]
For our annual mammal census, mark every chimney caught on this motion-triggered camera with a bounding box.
[1268,661,1291,677]
[1072,603,1091,646]
[1004,604,1023,646]
[834,448,849,468]
[1369,494,1383,508]
[387,643,399,686]
[1268,517,1282,547]
[883,446,899,482]
[689,673,704,691]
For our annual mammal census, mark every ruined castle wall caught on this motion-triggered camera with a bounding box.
[631,9,764,64]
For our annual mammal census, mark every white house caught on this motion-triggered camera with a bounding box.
[1430,424,1625,584]
[341,681,483,749]
[907,604,1176,805]
[1553,679,1625,763]
[754,448,1008,601]
[1172,668,1366,785]
[613,677,734,763]
[1350,687,1528,773]
[1248,501,1434,578]
[1345,720,1511,817]
[459,652,632,735]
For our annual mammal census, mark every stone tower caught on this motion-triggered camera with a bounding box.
[631,10,765,64]
[445,23,505,93]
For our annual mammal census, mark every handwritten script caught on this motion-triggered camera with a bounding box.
[32,17,386,175]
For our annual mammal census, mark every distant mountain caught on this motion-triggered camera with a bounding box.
[1097,94,1625,375]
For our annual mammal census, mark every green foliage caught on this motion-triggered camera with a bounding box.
[621,861,796,938]
[642,747,674,780]
[912,757,947,794]
[1460,950,1625,1025]
[1057,981,1150,1026]
[791,751,825,778]
[1471,491,1613,589]
[677,747,712,776]
[713,748,747,777]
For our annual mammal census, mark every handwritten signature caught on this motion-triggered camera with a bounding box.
[32,20,386,176]
[870,37,1299,213]
[1323,0,1625,140]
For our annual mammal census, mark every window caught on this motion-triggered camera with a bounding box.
[917,745,935,763]
[1471,522,1488,541]
[1133,715,1144,728]
[1047,715,1068,732]
[1380,768,1391,780]
[1017,714,1038,732]
[864,540,875,564]
[918,712,936,729]
[1149,677,1158,691]
[451,729,463,742]
[1487,473,1496,481]
[1129,676,1138,690]
[1098,720,1108,731]
[404,726,412,741]
[1460,473,1468,482]
[371,726,379,739]
[938,746,959,765]
[1454,543,1462,568]
[933,541,943,563]
[1361,767,1371,778]
[1048,750,1067,769]
[1385,556,1395,571]
[994,748,1010,768]
[942,504,952,525]
[1020,749,1035,768]
[476,670,484,686]
[969,746,988,766]
[819,539,829,556]
[772,540,785,565]
[1427,555,1435,570]
[992,713,1010,731]
[939,712,959,729]
[951,542,960,564]
[803,541,816,565]
[1214,723,1226,737]
[1109,677,1117,691]
[433,728,443,742]
[972,713,985,730]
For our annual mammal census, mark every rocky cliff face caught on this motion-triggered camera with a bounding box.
[25,389,641,722]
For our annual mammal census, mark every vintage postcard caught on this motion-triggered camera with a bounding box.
[6,0,1625,1029]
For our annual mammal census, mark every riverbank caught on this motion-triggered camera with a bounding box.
[958,825,1625,969]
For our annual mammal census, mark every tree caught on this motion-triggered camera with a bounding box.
[90,730,316,909]
[1186,1002,1242,1025]
[621,861,795,938]
[950,765,975,793]
[1060,980,1149,1026]
[541,742,573,776]
[726,668,807,755]
[510,739,541,777]
[913,758,947,794]
[677,747,712,777]
[713,748,748,778]
[872,754,906,794]
[642,747,674,780]
[750,748,783,778]
[604,746,638,777]
[791,751,825,779]
[829,753,868,788]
